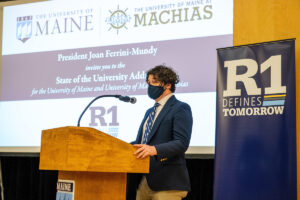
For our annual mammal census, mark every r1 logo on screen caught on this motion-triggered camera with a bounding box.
[89,106,119,137]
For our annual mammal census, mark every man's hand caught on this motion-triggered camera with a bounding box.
[133,144,157,159]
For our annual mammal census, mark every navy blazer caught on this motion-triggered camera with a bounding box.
[133,95,193,191]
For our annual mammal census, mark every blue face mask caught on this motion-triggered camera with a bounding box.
[147,84,165,100]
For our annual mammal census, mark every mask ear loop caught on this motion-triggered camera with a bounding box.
[162,83,170,91]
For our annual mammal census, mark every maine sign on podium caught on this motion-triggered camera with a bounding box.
[39,126,149,200]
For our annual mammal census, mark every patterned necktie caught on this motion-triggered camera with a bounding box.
[142,103,160,144]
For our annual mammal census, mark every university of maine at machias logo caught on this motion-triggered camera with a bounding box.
[16,16,33,43]
[105,5,131,34]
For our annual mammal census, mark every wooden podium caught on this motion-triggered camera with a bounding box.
[39,126,149,200]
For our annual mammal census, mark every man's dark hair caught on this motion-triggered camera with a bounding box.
[146,65,180,92]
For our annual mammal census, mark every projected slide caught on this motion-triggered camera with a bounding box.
[0,0,232,149]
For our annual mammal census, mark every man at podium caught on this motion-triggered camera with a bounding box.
[132,65,193,200]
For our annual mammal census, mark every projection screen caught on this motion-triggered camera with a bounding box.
[0,0,233,154]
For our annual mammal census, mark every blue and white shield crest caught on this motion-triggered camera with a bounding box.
[16,16,32,43]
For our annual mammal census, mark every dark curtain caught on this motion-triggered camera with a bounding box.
[1,157,214,200]
[185,159,214,200]
[1,157,57,200]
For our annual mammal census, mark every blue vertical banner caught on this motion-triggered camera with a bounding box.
[214,39,296,200]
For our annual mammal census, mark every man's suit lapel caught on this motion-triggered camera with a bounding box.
[147,96,177,143]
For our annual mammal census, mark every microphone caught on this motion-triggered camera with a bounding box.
[77,94,137,127]
[118,95,137,104]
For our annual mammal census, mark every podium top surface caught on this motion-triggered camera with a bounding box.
[39,126,149,173]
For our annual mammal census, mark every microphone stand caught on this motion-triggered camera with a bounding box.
[77,94,120,127]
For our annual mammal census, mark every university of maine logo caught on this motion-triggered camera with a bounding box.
[16,16,32,43]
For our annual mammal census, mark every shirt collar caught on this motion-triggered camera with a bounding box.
[157,93,173,107]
